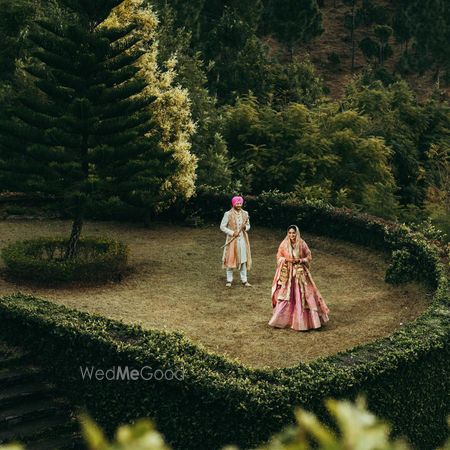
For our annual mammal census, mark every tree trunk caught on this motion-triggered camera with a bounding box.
[66,131,88,259]
[65,216,83,259]
[436,66,441,90]
[351,2,356,71]
[289,43,294,62]
[143,210,152,228]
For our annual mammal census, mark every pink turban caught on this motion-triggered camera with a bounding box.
[231,196,244,206]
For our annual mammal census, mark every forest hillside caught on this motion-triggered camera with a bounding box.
[0,0,449,236]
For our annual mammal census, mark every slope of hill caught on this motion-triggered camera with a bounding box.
[292,0,449,100]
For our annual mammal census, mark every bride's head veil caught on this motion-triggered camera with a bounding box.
[285,225,301,255]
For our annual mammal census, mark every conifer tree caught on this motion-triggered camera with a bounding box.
[406,0,450,87]
[373,24,393,66]
[392,0,412,54]
[0,0,195,257]
[343,0,361,71]
[264,0,323,60]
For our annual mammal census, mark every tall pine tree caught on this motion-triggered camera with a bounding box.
[0,0,196,257]
[263,0,323,60]
[407,0,450,87]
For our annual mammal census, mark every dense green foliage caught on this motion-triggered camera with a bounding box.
[1,237,128,283]
[150,0,324,104]
[215,75,449,226]
[343,79,426,206]
[397,0,450,83]
[148,1,448,222]
[261,0,323,58]
[339,0,450,81]
[345,77,450,227]
[221,96,399,217]
[5,397,448,450]
[0,195,448,450]
[1,0,449,234]
[0,0,37,80]
[153,10,234,191]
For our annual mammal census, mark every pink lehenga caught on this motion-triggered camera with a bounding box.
[269,227,329,331]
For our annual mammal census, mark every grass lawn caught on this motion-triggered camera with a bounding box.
[0,219,430,369]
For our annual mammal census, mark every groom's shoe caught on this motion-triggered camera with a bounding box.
[242,282,252,287]
[226,282,232,287]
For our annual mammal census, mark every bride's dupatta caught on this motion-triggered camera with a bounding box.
[271,226,311,307]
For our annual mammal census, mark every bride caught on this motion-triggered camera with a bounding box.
[269,225,330,331]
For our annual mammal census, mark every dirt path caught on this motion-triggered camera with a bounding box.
[0,220,430,369]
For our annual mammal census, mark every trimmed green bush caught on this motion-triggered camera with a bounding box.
[385,249,418,284]
[0,193,448,450]
[1,237,128,284]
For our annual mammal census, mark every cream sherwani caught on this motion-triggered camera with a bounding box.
[220,210,250,263]
[220,208,251,283]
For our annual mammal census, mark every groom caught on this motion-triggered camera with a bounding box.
[220,196,252,287]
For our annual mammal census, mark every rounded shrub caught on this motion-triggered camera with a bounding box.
[1,237,128,284]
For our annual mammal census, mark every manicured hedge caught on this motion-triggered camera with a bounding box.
[1,237,128,284]
[0,193,448,450]
[186,191,444,288]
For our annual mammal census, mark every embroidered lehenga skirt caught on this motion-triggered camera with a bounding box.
[269,267,329,331]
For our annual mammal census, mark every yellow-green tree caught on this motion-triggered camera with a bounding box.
[99,0,197,219]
